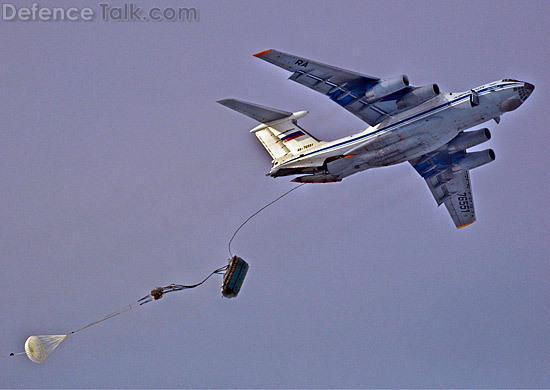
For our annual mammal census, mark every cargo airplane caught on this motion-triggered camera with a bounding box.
[218,49,534,228]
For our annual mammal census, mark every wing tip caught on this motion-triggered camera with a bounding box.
[457,221,475,229]
[253,49,273,57]
[216,98,234,106]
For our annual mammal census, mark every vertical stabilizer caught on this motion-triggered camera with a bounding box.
[218,98,322,161]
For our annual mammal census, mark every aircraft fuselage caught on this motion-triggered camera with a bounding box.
[271,79,532,181]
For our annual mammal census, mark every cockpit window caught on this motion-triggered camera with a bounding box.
[502,78,519,82]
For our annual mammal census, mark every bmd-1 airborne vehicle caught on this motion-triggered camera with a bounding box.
[219,49,534,228]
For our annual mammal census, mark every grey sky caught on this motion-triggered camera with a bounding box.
[1,0,548,388]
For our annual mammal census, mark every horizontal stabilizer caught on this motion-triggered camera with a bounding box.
[217,98,292,123]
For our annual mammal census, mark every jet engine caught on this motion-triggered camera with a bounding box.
[452,149,495,172]
[365,75,409,102]
[396,84,440,109]
[447,128,491,152]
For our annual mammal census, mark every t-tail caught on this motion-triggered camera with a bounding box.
[217,99,323,163]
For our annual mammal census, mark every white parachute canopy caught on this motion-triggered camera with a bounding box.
[25,335,67,363]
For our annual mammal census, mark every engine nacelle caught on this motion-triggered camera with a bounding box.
[396,84,440,109]
[452,149,495,172]
[365,75,409,102]
[447,128,491,152]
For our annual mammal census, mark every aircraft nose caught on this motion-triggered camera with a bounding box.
[518,81,534,102]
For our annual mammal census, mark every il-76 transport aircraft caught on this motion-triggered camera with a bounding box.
[218,49,534,228]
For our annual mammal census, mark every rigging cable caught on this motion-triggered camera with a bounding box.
[228,183,305,257]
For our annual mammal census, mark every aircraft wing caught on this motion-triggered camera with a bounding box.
[410,152,476,229]
[253,49,439,126]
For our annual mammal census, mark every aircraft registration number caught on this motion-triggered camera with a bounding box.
[297,143,313,152]
[458,193,471,212]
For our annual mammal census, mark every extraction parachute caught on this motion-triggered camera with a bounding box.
[25,335,67,364]
[3,256,249,363]
[3,184,303,364]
